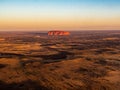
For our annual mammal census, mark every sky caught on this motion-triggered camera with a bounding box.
[0,0,120,31]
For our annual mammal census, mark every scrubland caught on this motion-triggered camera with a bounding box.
[0,31,120,90]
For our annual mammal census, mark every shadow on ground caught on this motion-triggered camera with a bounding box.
[0,80,48,90]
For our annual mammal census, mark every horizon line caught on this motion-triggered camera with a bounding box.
[0,30,120,32]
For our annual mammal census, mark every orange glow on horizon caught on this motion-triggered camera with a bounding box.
[0,16,120,30]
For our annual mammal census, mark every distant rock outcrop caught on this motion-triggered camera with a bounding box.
[48,31,70,36]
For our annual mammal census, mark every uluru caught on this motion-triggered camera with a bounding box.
[48,31,70,36]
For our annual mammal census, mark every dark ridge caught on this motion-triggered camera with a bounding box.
[0,52,25,58]
[0,51,75,65]
[95,48,114,54]
[26,51,74,64]
[31,51,73,60]
[41,44,56,46]
[0,64,7,69]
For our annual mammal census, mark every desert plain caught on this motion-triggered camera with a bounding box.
[0,30,120,90]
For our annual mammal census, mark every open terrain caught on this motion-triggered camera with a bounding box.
[0,30,120,90]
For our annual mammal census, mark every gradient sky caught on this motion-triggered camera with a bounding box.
[0,0,120,31]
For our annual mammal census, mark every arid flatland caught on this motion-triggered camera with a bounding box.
[0,30,120,90]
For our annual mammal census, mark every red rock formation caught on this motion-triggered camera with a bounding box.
[48,31,70,36]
